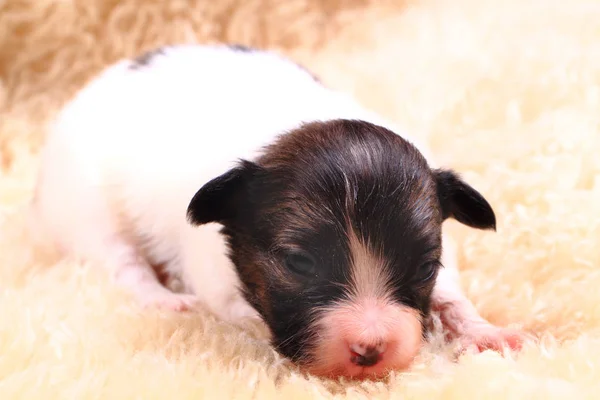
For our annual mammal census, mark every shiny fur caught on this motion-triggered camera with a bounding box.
[32,44,526,379]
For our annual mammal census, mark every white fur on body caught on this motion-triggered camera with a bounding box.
[33,45,522,366]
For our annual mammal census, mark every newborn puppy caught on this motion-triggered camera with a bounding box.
[32,44,525,379]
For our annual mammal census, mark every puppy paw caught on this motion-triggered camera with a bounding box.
[139,291,200,312]
[458,322,530,354]
[226,299,261,321]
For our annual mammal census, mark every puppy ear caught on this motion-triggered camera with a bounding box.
[434,169,496,230]
[187,160,262,226]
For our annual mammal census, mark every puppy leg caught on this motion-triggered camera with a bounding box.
[432,233,526,353]
[107,241,200,312]
[33,177,198,312]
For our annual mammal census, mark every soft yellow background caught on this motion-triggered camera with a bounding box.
[1,0,599,398]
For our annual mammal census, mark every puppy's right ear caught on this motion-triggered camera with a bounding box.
[187,160,263,226]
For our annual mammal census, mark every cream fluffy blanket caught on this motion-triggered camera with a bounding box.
[1,0,599,398]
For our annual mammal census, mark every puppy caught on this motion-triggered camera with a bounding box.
[31,44,525,379]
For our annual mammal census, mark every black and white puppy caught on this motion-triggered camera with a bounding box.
[32,44,525,379]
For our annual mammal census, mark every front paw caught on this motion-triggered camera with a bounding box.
[457,322,531,354]
[140,291,201,312]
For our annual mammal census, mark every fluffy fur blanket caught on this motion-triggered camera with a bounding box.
[1,0,599,398]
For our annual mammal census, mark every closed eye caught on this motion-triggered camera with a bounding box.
[284,251,318,278]
[414,261,440,284]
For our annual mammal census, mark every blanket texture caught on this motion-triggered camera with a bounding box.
[1,0,600,398]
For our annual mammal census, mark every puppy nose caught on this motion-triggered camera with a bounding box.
[349,342,386,367]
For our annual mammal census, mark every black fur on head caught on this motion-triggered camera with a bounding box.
[187,119,496,364]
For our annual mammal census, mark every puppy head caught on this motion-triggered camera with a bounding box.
[187,119,496,379]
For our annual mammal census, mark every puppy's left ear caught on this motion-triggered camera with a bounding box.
[434,169,496,230]
[187,160,263,226]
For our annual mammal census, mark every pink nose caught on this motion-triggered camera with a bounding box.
[349,342,387,367]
